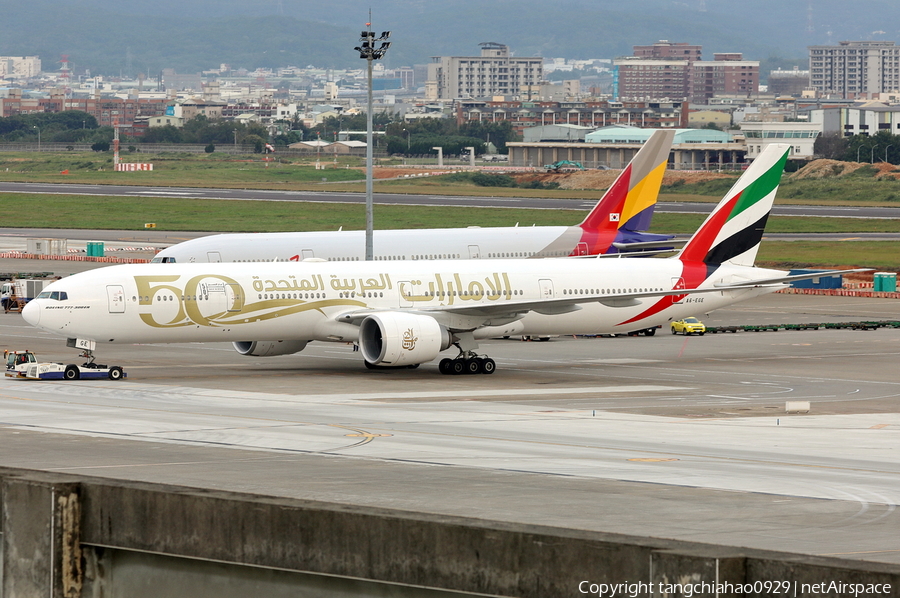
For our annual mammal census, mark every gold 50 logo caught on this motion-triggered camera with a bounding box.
[134,274,244,328]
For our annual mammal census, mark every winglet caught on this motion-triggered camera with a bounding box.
[678,143,791,268]
[578,129,675,233]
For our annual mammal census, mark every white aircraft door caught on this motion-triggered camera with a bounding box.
[205,283,228,315]
[538,279,555,299]
[397,281,414,308]
[225,283,244,312]
[574,242,588,256]
[207,251,222,263]
[468,245,481,259]
[301,249,315,260]
[106,285,125,313]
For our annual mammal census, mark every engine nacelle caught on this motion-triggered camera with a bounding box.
[233,340,308,357]
[359,313,451,367]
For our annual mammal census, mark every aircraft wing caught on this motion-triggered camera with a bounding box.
[335,268,872,330]
[430,268,871,317]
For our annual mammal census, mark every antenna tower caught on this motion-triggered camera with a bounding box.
[59,54,72,95]
[113,119,120,169]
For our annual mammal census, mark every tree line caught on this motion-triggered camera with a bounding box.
[281,113,519,156]
[815,130,900,165]
[0,110,520,156]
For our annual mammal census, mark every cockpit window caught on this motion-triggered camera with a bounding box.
[151,256,176,263]
[37,291,67,301]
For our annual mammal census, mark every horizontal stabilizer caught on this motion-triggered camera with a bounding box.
[611,239,685,250]
[714,268,874,289]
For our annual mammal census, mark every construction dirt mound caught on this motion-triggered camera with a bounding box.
[376,159,900,187]
[791,159,900,180]
[511,169,734,190]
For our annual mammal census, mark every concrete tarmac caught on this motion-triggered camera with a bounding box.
[2,265,899,568]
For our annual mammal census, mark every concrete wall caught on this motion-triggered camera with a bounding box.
[2,467,899,598]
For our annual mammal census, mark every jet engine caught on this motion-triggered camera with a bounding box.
[359,313,451,367]
[233,340,309,357]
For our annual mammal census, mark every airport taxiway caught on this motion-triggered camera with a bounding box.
[1,274,899,565]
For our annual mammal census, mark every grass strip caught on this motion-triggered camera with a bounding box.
[0,193,578,231]
[757,241,899,270]
[4,193,900,235]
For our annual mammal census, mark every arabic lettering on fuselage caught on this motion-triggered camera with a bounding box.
[134,270,514,329]
[252,275,327,293]
[328,273,392,293]
[246,271,510,304]
[399,272,513,304]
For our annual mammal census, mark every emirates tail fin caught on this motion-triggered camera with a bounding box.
[677,143,791,268]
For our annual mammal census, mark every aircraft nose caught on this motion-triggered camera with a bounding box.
[22,300,40,327]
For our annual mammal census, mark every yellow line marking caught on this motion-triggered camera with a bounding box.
[870,424,890,429]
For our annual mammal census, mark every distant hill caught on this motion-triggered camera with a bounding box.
[2,0,900,77]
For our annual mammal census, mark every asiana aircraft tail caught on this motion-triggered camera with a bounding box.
[22,142,870,375]
[574,127,674,254]
[150,129,677,264]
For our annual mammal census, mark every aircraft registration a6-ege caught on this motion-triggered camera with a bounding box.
[23,143,867,375]
[151,129,677,264]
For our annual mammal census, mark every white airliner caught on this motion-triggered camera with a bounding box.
[151,129,677,264]
[23,144,866,375]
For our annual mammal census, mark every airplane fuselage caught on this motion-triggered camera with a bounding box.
[25,259,781,347]
[151,225,674,264]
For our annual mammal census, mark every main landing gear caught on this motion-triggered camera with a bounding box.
[438,333,496,375]
[438,352,496,375]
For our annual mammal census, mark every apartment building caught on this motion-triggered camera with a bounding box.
[0,56,41,80]
[426,43,543,100]
[615,42,758,103]
[691,53,760,103]
[612,57,691,101]
[633,41,702,62]
[809,41,900,99]
[769,68,811,97]
[0,91,169,133]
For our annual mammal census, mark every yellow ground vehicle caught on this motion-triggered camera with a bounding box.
[670,317,706,336]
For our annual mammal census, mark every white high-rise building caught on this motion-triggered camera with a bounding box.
[809,41,900,98]
[0,56,42,80]
[426,43,543,100]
